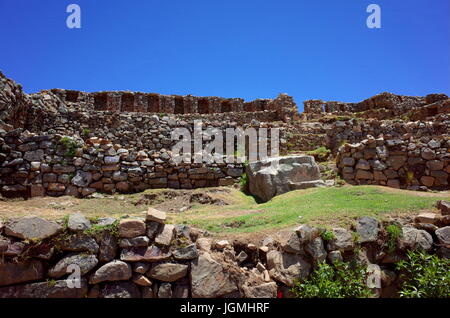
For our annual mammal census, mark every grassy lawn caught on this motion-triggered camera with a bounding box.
[173,186,449,234]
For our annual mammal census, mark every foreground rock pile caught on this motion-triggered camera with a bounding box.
[337,135,450,190]
[0,202,448,298]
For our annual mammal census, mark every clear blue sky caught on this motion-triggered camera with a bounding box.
[1,0,448,111]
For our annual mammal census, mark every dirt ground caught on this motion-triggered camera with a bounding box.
[0,185,448,244]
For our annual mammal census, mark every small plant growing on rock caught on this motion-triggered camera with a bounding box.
[321,230,335,241]
[82,128,91,137]
[307,146,331,162]
[386,224,402,253]
[291,261,372,298]
[396,250,450,298]
[58,136,80,158]
[84,219,120,238]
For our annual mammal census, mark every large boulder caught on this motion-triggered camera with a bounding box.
[246,155,324,202]
[190,252,238,298]
[266,250,312,286]
[400,226,433,251]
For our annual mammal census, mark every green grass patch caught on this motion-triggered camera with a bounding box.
[176,186,448,234]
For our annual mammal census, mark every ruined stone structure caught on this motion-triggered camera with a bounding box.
[303,92,449,120]
[0,70,449,197]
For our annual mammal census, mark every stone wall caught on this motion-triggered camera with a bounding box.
[0,205,449,298]
[336,135,450,190]
[0,129,245,198]
[303,92,449,120]
[326,117,450,153]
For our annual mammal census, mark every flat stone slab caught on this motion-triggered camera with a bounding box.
[120,246,171,262]
[4,217,62,240]
[146,208,167,224]
[0,260,44,286]
[0,279,88,298]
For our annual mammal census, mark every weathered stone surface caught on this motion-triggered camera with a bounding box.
[48,253,98,278]
[327,250,343,264]
[243,282,277,298]
[173,281,189,298]
[173,244,199,260]
[1,241,25,257]
[158,282,172,298]
[281,231,303,254]
[0,279,88,298]
[246,155,323,202]
[89,260,132,284]
[120,245,171,262]
[119,236,150,248]
[97,232,118,262]
[148,263,189,282]
[71,171,92,187]
[190,252,238,298]
[437,200,450,216]
[59,233,99,254]
[295,224,319,243]
[133,262,151,274]
[146,208,167,224]
[356,216,379,243]
[133,273,152,286]
[326,228,354,251]
[23,149,44,162]
[400,226,433,251]
[414,213,439,225]
[5,217,61,240]
[155,224,175,246]
[0,260,44,286]
[266,250,311,286]
[305,237,327,263]
[100,282,141,298]
[435,226,450,245]
[118,219,146,238]
[67,213,91,231]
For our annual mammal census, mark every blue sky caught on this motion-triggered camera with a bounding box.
[0,0,448,111]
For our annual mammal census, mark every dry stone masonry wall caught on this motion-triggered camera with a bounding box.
[0,129,245,198]
[337,135,450,190]
[0,204,449,298]
[1,71,449,195]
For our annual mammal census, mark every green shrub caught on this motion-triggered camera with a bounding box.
[59,136,80,157]
[386,224,402,253]
[239,172,249,192]
[307,146,331,161]
[396,250,450,298]
[82,128,91,136]
[291,261,372,298]
[321,230,335,241]
[84,219,120,238]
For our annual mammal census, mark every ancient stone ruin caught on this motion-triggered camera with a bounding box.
[0,71,449,299]
[0,71,448,198]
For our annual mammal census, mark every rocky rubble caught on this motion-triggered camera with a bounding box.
[0,201,448,298]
